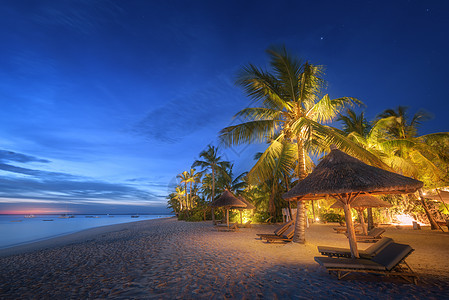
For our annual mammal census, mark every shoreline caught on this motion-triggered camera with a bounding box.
[1,218,448,298]
[0,216,174,257]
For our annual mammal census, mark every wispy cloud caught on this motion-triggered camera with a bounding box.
[0,149,161,207]
[32,0,124,35]
[0,150,50,164]
[134,76,243,143]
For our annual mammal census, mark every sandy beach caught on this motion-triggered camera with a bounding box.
[1,217,448,299]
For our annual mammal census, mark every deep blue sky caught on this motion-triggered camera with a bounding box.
[0,0,448,214]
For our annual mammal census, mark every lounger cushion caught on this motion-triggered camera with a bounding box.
[317,237,394,258]
[314,256,386,271]
[371,243,413,270]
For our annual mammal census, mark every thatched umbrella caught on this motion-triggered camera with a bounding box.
[283,146,423,258]
[211,190,246,228]
[236,196,255,224]
[331,195,392,235]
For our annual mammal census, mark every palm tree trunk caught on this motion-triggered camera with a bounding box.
[293,138,308,243]
[189,182,193,210]
[293,201,305,243]
[418,189,439,230]
[285,175,293,221]
[269,182,276,219]
[211,167,216,223]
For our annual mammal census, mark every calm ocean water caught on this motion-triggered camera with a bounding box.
[0,214,172,249]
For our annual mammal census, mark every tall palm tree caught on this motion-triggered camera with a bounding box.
[220,46,384,243]
[192,145,230,222]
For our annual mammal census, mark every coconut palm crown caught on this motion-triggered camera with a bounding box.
[219,46,385,243]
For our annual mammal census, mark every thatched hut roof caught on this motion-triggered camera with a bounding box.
[211,190,246,208]
[237,196,256,210]
[330,195,392,209]
[283,147,423,201]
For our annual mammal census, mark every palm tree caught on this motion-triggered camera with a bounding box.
[372,107,449,229]
[220,46,383,243]
[192,145,230,222]
[177,171,190,212]
[187,168,201,209]
[337,108,371,137]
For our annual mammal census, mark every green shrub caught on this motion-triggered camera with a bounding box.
[320,212,344,223]
[253,211,271,223]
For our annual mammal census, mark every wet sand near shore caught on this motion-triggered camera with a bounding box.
[0,217,448,299]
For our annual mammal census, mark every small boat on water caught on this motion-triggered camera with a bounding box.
[43,219,54,221]
[131,215,139,218]
[59,214,75,218]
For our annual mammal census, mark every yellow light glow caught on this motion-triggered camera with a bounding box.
[392,214,425,226]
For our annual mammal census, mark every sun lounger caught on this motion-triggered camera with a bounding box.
[349,227,386,242]
[256,219,294,239]
[314,242,418,284]
[264,225,295,243]
[215,222,239,232]
[333,224,361,234]
[238,220,252,228]
[317,237,394,258]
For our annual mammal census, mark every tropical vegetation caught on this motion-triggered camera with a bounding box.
[167,46,449,240]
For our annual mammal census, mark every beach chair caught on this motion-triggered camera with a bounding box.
[215,222,239,232]
[348,227,385,242]
[238,220,252,228]
[317,237,394,258]
[256,219,294,240]
[264,225,295,243]
[333,223,361,234]
[314,242,418,284]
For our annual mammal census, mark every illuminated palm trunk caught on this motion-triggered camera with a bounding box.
[293,139,307,243]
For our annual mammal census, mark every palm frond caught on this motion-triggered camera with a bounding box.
[219,120,278,146]
[234,107,283,121]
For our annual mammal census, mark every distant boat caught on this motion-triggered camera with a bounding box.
[131,215,139,218]
[59,214,75,218]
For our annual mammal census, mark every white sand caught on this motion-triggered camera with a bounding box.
[0,217,448,299]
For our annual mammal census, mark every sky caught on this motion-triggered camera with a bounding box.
[0,0,448,214]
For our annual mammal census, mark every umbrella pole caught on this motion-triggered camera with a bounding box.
[226,209,229,228]
[357,209,368,235]
[240,211,243,224]
[343,202,359,258]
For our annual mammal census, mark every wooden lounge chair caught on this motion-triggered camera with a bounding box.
[256,219,294,240]
[317,237,394,258]
[264,226,295,243]
[238,220,252,228]
[348,227,386,243]
[215,222,239,232]
[333,223,361,234]
[314,242,418,284]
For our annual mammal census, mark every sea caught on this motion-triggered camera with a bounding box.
[0,214,172,249]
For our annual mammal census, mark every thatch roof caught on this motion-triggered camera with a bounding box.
[283,147,423,201]
[211,190,246,208]
[330,195,392,209]
[237,196,256,210]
